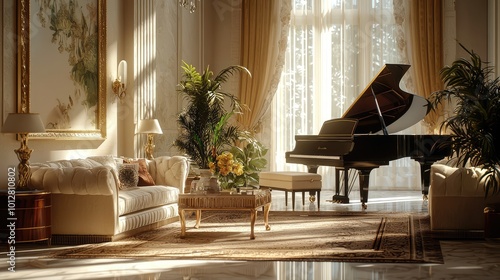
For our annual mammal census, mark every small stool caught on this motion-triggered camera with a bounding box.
[259,171,322,210]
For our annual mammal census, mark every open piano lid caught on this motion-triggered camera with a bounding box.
[342,64,430,135]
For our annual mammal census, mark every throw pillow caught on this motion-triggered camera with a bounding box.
[118,163,139,189]
[124,158,156,186]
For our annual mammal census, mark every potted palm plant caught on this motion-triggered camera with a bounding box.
[429,44,500,197]
[173,62,251,170]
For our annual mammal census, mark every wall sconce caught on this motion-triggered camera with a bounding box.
[2,113,46,190]
[112,60,127,100]
[136,119,163,160]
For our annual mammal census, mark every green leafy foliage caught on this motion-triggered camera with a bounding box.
[173,62,251,169]
[429,44,500,196]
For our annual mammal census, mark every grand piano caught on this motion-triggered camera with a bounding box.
[285,64,451,209]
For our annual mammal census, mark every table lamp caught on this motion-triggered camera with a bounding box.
[2,113,46,190]
[137,119,163,159]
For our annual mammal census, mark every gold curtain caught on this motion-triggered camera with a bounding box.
[409,0,444,132]
[238,0,291,133]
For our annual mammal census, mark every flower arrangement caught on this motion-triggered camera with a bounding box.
[209,135,268,190]
[209,151,244,189]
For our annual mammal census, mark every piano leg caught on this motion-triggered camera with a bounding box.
[418,161,433,201]
[358,169,373,210]
[331,168,350,204]
[306,166,322,205]
[335,169,341,195]
[343,169,350,198]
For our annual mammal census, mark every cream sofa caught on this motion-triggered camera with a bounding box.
[429,163,500,234]
[30,155,189,244]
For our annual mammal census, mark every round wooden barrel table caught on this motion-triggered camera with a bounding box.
[0,190,51,245]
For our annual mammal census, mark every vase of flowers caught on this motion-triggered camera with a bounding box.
[209,151,244,190]
[195,168,220,193]
[210,135,268,190]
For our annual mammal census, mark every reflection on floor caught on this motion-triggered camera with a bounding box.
[1,190,499,280]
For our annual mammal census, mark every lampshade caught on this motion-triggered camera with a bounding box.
[2,113,46,134]
[136,119,163,134]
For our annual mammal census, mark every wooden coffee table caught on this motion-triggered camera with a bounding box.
[178,189,272,239]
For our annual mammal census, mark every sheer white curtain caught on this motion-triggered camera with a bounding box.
[269,0,423,191]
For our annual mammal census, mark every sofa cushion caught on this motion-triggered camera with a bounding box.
[118,163,139,189]
[124,158,156,186]
[118,185,179,216]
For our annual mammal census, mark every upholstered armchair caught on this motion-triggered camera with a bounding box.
[429,163,500,233]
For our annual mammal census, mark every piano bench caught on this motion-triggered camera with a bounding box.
[259,172,322,211]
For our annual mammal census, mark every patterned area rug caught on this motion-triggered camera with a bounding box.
[50,211,443,263]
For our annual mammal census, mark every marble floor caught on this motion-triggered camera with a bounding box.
[1,189,499,280]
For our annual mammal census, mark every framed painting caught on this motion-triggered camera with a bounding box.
[17,0,107,139]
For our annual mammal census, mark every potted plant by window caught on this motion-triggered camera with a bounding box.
[429,44,500,197]
[173,62,251,171]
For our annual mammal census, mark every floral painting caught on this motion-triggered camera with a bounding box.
[17,0,106,139]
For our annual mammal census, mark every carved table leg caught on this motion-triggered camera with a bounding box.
[179,209,186,238]
[194,210,201,229]
[250,209,257,239]
[264,203,271,231]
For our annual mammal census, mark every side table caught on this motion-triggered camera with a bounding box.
[0,190,52,245]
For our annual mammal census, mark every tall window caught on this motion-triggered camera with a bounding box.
[271,0,421,190]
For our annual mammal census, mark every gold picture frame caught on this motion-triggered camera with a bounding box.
[18,0,107,140]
